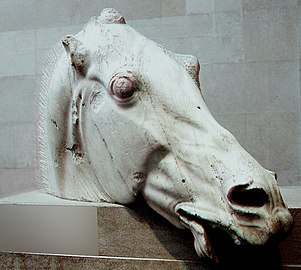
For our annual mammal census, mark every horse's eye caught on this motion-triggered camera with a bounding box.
[110,73,137,103]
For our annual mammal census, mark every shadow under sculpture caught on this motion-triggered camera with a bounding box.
[37,8,293,263]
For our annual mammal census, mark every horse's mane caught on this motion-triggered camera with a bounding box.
[35,43,65,191]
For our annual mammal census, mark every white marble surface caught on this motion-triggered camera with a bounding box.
[0,186,299,208]
[0,0,300,201]
[1,187,300,208]
[0,189,121,207]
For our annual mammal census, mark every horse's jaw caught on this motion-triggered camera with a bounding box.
[175,203,226,262]
[143,148,293,262]
[174,201,292,263]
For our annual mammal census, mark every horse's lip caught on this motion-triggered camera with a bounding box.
[175,203,243,244]
[175,203,244,262]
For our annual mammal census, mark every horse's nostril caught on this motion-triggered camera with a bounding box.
[228,184,269,207]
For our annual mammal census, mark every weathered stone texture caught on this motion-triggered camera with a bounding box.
[0,123,34,168]
[0,0,300,196]
[186,0,213,15]
[242,7,298,62]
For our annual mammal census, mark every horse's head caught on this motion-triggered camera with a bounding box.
[39,8,293,262]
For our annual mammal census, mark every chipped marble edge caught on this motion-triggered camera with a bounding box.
[0,187,300,208]
[0,189,122,207]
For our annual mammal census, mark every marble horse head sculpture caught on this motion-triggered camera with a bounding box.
[37,8,293,262]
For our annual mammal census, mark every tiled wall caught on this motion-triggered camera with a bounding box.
[0,0,300,197]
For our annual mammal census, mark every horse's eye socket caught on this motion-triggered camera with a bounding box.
[110,74,137,103]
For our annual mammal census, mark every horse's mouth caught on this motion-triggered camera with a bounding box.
[175,204,245,263]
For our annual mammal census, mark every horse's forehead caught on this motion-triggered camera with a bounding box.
[83,24,134,51]
[82,23,168,65]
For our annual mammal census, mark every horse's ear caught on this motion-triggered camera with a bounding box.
[174,54,200,88]
[93,8,126,24]
[62,35,90,77]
